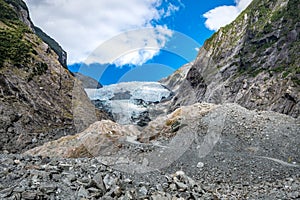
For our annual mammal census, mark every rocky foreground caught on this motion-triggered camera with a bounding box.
[1,103,298,199]
[0,153,299,200]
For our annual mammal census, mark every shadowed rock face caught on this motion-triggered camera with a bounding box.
[74,72,102,89]
[0,0,110,153]
[163,0,299,117]
[34,26,67,68]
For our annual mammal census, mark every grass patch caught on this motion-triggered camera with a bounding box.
[0,26,32,67]
[250,68,265,77]
[0,0,35,67]
[0,0,18,22]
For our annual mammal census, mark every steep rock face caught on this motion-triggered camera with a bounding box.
[168,0,299,117]
[0,0,107,153]
[3,0,35,31]
[34,26,67,68]
[74,72,102,89]
[160,62,193,93]
[2,0,67,67]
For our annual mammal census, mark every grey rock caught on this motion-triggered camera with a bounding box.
[196,162,204,168]
[124,178,133,184]
[138,186,148,196]
[123,191,134,200]
[21,191,37,200]
[93,173,106,193]
[151,192,169,200]
[169,183,177,191]
[156,184,164,191]
[0,187,13,198]
[66,174,76,182]
[13,187,25,193]
[103,174,117,190]
[74,72,102,89]
[77,186,89,198]
[87,187,99,193]
[40,183,57,194]
[112,186,122,197]
[174,181,188,192]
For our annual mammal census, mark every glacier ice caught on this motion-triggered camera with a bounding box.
[85,82,172,125]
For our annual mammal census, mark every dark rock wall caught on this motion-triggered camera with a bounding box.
[0,0,108,153]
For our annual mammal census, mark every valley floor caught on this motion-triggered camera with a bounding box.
[0,153,299,199]
[1,103,299,199]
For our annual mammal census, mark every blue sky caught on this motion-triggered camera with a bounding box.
[25,0,252,85]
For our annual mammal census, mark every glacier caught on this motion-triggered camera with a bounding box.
[85,82,173,125]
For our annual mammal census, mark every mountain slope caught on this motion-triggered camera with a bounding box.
[166,0,299,117]
[0,0,109,153]
[34,26,67,68]
[74,72,102,89]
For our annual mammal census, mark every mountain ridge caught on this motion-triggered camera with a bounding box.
[0,0,110,153]
[74,72,102,89]
[164,0,299,117]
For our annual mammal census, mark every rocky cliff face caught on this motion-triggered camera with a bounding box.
[74,72,102,89]
[0,0,109,153]
[1,0,67,67]
[34,26,67,68]
[166,0,299,117]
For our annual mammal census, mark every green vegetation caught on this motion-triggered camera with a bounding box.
[290,65,300,86]
[237,65,265,78]
[4,0,27,10]
[250,68,265,77]
[0,0,35,67]
[0,0,55,82]
[27,62,49,81]
[271,66,285,73]
[263,23,272,34]
[203,0,299,89]
[286,0,299,23]
[203,32,218,50]
[34,62,48,75]
[238,63,299,80]
[271,9,284,22]
[291,76,300,86]
[0,26,32,67]
[0,0,18,22]
[0,0,28,24]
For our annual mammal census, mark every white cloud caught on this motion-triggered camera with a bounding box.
[114,49,159,67]
[164,3,180,17]
[203,0,253,31]
[24,0,182,64]
[85,25,173,66]
[113,26,173,66]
